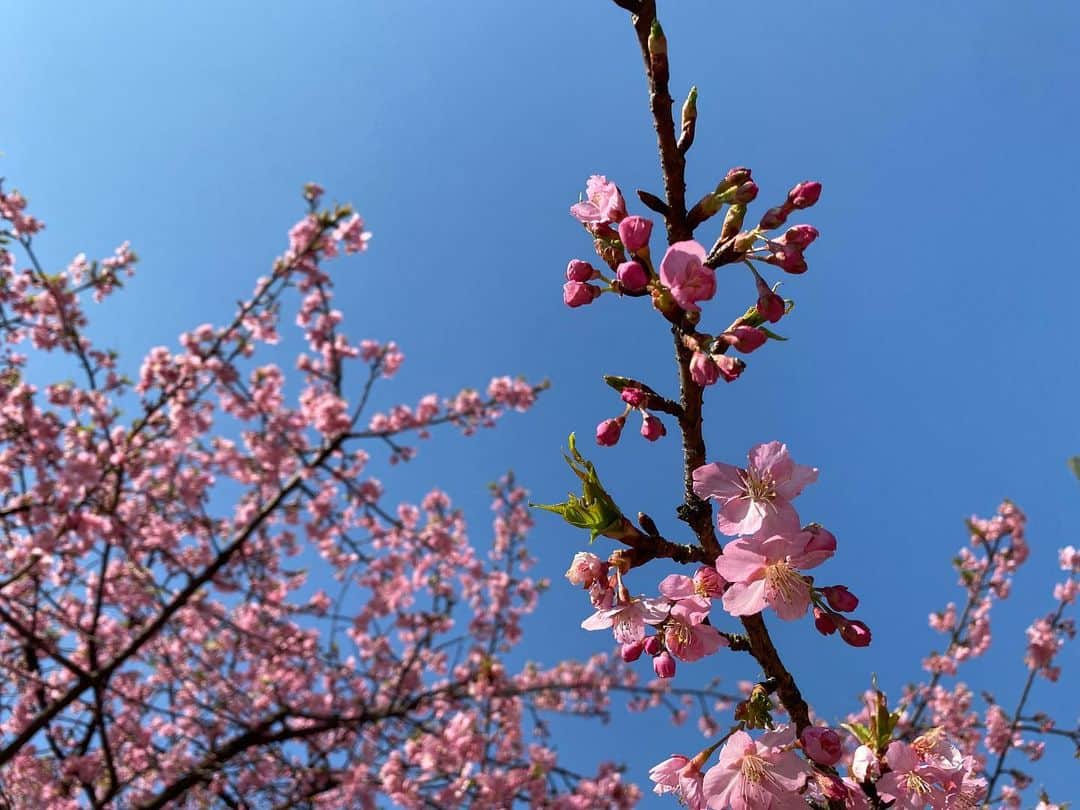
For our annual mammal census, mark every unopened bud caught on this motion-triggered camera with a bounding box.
[566,259,596,282]
[814,606,838,636]
[839,619,872,647]
[653,650,676,679]
[621,640,645,662]
[616,260,649,292]
[564,281,601,308]
[821,585,859,612]
[787,181,822,209]
[640,413,666,442]
[617,215,654,254]
[595,417,625,447]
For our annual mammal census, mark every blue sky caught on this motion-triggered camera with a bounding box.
[7,0,1079,804]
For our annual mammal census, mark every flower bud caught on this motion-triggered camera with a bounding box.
[643,635,663,656]
[714,354,745,383]
[653,651,676,679]
[721,325,767,354]
[802,525,837,565]
[595,417,625,447]
[620,388,648,408]
[565,551,608,588]
[821,585,859,612]
[765,248,808,275]
[758,205,790,231]
[720,203,747,242]
[689,351,720,387]
[801,726,843,766]
[617,216,653,254]
[756,289,785,323]
[640,413,666,442]
[814,606,838,636]
[717,167,752,192]
[839,619,872,647]
[616,260,649,293]
[566,259,596,282]
[563,281,601,308]
[787,181,822,209]
[621,640,645,662]
[782,225,819,250]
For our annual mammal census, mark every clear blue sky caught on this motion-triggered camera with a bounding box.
[8,1,1079,804]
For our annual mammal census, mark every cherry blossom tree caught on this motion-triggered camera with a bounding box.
[0,179,743,808]
[539,1,1077,808]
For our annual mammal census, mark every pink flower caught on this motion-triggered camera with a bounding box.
[875,742,946,810]
[565,551,607,588]
[621,640,645,662]
[596,417,625,446]
[713,532,826,620]
[617,260,649,292]
[702,730,807,809]
[618,215,653,253]
[664,602,727,662]
[640,413,666,441]
[581,596,670,643]
[570,175,627,224]
[781,225,819,250]
[850,745,880,782]
[650,754,707,810]
[563,280,600,308]
[659,240,716,312]
[801,727,843,766]
[659,566,725,613]
[692,441,818,537]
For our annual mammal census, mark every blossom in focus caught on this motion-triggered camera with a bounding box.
[702,729,808,810]
[581,596,670,643]
[693,441,818,537]
[713,531,828,620]
[570,175,627,224]
[659,240,716,312]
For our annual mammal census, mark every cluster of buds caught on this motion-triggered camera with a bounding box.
[812,583,872,647]
[596,386,668,446]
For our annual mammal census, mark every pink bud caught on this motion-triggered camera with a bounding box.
[803,526,837,560]
[653,651,676,679]
[617,216,653,253]
[620,388,648,408]
[839,619,872,648]
[689,351,720,387]
[821,585,859,613]
[566,259,596,282]
[722,325,767,354]
[733,180,759,204]
[724,166,753,186]
[765,247,808,275]
[621,640,645,662]
[616,260,649,292]
[643,635,662,656]
[640,413,666,442]
[714,354,745,383]
[782,225,819,250]
[814,606,838,636]
[788,181,822,209]
[758,204,790,231]
[801,727,844,767]
[563,281,600,308]
[595,417,625,447]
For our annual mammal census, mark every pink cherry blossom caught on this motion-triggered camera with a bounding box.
[659,566,725,613]
[659,240,716,312]
[663,602,727,662]
[565,551,608,588]
[570,175,627,224]
[581,596,670,643]
[693,441,818,537]
[702,729,808,810]
[714,531,827,619]
[801,726,843,766]
[650,754,708,810]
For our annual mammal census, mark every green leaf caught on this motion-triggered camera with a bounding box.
[841,722,873,746]
[531,433,624,542]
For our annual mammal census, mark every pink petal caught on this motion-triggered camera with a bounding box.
[692,462,744,501]
[766,576,811,621]
[672,596,711,625]
[755,498,801,537]
[718,497,763,536]
[580,608,616,631]
[659,574,696,600]
[748,441,791,479]
[721,579,768,616]
[775,461,819,500]
[638,597,672,624]
[569,201,602,223]
[713,543,766,582]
